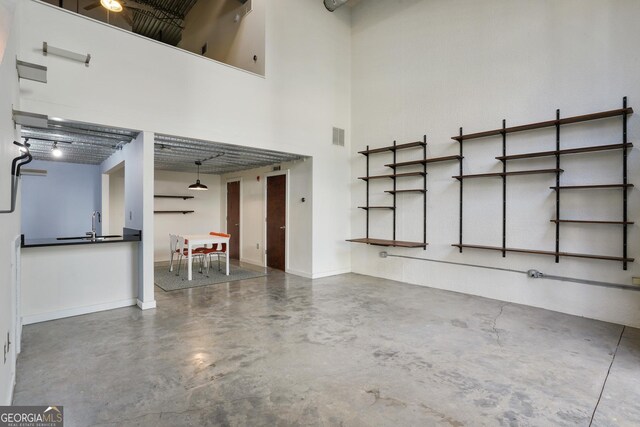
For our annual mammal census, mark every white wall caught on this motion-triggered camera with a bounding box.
[17,0,352,278]
[101,132,155,308]
[0,0,20,405]
[220,158,312,276]
[179,0,265,75]
[153,170,222,261]
[108,168,125,235]
[351,0,640,327]
[21,160,102,238]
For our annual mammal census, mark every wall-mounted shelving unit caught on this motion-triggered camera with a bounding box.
[348,137,428,248]
[348,136,462,249]
[154,194,195,215]
[452,97,634,270]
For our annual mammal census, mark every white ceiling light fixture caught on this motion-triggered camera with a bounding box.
[100,0,123,12]
[51,142,62,158]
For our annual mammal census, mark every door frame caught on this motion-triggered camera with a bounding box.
[263,170,290,270]
[225,177,243,261]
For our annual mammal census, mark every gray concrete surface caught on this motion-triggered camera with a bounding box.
[13,270,640,426]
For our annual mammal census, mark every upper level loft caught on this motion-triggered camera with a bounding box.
[41,0,265,75]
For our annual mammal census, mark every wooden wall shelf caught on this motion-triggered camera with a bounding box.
[452,107,633,141]
[550,184,634,191]
[496,143,633,161]
[385,189,426,194]
[347,238,428,248]
[385,155,462,168]
[154,210,194,214]
[358,206,395,210]
[358,141,426,155]
[359,172,427,181]
[453,168,562,180]
[154,195,194,200]
[451,244,634,263]
[550,219,634,225]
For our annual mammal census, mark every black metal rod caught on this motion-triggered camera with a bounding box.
[366,145,370,239]
[459,127,463,252]
[555,109,560,263]
[623,97,628,270]
[423,135,427,250]
[393,140,397,241]
[502,119,506,258]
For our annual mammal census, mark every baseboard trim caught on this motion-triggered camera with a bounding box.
[286,268,313,278]
[137,299,157,310]
[22,298,138,325]
[311,268,352,279]
[240,258,264,268]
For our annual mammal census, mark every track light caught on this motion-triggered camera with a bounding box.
[51,142,62,158]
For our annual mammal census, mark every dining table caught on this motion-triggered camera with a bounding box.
[181,233,230,280]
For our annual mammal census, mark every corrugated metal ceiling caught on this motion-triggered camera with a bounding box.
[20,120,306,174]
[130,0,199,46]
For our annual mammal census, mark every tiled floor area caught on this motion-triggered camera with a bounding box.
[13,270,640,426]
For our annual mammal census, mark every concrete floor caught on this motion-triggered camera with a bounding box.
[13,270,640,426]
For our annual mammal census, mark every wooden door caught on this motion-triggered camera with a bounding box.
[227,181,240,260]
[266,174,286,271]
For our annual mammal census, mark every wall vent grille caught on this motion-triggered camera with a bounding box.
[333,127,345,146]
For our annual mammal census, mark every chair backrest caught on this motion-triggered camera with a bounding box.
[209,232,230,252]
[176,235,186,252]
[169,234,177,253]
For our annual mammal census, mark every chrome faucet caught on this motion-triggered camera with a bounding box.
[87,211,101,240]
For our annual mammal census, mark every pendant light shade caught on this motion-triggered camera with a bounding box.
[188,161,208,191]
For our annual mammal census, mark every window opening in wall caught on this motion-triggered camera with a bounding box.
[44,0,266,75]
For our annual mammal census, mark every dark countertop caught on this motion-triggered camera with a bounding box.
[22,228,142,248]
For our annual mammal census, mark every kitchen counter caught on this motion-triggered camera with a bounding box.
[21,228,141,248]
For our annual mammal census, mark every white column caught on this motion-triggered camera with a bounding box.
[137,131,156,309]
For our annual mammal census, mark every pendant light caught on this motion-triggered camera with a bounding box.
[100,0,123,12]
[188,161,208,191]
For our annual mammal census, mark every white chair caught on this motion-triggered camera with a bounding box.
[169,234,178,272]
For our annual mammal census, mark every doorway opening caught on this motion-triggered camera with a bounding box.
[226,179,241,260]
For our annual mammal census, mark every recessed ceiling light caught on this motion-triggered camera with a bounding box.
[100,0,123,12]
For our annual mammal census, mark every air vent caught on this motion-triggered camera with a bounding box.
[332,127,345,146]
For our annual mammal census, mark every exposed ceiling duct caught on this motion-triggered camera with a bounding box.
[324,0,349,12]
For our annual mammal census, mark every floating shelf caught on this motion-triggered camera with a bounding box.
[358,206,395,210]
[385,189,426,194]
[358,141,426,155]
[496,143,633,161]
[385,155,463,168]
[154,210,194,214]
[550,219,634,225]
[347,238,428,248]
[154,195,194,200]
[550,184,634,191]
[452,107,634,141]
[359,171,427,181]
[453,168,563,180]
[451,244,634,263]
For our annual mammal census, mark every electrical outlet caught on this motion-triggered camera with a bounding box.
[633,277,640,286]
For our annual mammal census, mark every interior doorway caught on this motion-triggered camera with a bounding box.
[226,180,241,260]
[266,174,287,271]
